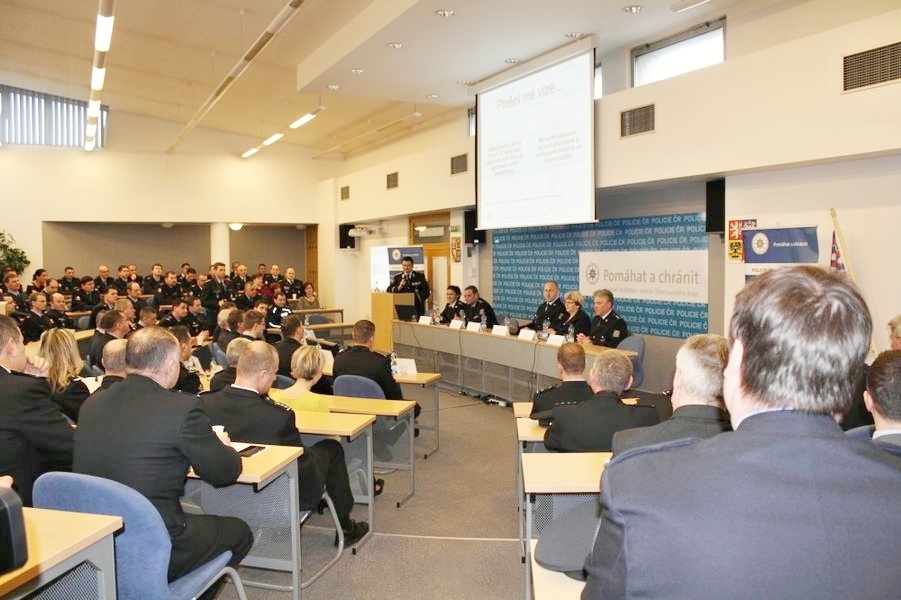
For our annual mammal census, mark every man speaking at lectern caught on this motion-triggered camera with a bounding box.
[388,256,430,317]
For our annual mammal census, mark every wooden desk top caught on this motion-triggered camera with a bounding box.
[394,372,441,385]
[307,322,355,331]
[290,307,343,315]
[514,402,533,418]
[294,411,375,438]
[232,444,303,485]
[0,508,123,597]
[521,452,611,494]
[325,394,416,418]
[517,418,547,442]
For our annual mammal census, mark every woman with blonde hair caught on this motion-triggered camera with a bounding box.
[555,290,592,338]
[38,328,92,423]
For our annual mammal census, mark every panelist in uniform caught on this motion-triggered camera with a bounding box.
[387,256,430,317]
[439,285,465,324]
[578,288,629,348]
[75,326,252,591]
[462,285,497,328]
[556,290,592,338]
[530,342,595,424]
[527,280,566,332]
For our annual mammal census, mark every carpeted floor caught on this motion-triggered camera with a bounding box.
[217,390,523,599]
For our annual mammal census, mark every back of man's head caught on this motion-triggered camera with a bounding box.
[866,350,901,422]
[101,338,128,376]
[674,334,729,407]
[100,309,123,331]
[126,327,178,375]
[590,351,633,394]
[217,307,235,330]
[226,337,251,367]
[236,340,277,381]
[730,266,870,415]
[352,319,375,344]
[227,309,244,332]
[242,310,263,332]
[557,342,586,376]
[281,314,303,339]
[0,314,21,349]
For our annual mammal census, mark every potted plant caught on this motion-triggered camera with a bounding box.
[0,231,30,275]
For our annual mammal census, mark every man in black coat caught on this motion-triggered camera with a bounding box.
[526,280,567,332]
[530,342,594,424]
[201,341,368,544]
[0,315,74,506]
[75,326,252,588]
[613,334,731,455]
[544,350,657,452]
[387,256,430,317]
[577,289,629,349]
[583,266,901,600]
[333,319,402,400]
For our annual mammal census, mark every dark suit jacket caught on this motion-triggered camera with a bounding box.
[530,380,594,423]
[275,338,302,377]
[200,386,303,447]
[612,404,731,455]
[74,375,242,535]
[544,390,657,452]
[50,378,91,423]
[583,411,901,600]
[0,369,74,506]
[558,310,591,338]
[87,330,116,367]
[209,367,237,393]
[388,271,430,314]
[333,345,402,399]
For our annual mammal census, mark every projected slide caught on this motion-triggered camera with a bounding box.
[477,51,595,230]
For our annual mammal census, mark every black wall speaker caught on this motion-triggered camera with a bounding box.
[464,209,486,244]
[706,178,725,233]
[339,224,355,249]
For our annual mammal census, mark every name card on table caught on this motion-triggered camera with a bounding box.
[491,325,508,337]
[448,319,464,330]
[518,329,536,341]
[545,334,566,347]
[466,322,482,333]
[418,316,433,325]
[395,357,418,374]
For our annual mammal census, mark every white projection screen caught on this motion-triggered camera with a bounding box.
[476,50,595,230]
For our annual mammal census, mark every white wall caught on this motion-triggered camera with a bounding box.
[725,154,901,359]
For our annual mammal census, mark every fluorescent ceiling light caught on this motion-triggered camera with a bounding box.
[87,99,101,118]
[84,139,96,151]
[670,0,711,12]
[241,147,260,158]
[86,122,98,137]
[289,113,317,128]
[94,15,115,52]
[262,132,284,146]
[90,67,106,91]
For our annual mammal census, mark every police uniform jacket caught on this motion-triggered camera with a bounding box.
[0,368,74,506]
[544,390,658,452]
[612,404,731,455]
[71,289,100,311]
[59,276,79,295]
[201,279,231,312]
[21,311,53,343]
[181,280,202,298]
[440,300,466,324]
[388,271,430,314]
[46,309,74,329]
[529,297,566,331]
[142,276,164,295]
[154,284,183,307]
[463,298,497,328]
[589,311,629,348]
[530,380,594,424]
[333,345,403,400]
[93,276,114,292]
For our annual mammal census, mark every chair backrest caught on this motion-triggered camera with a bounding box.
[209,341,228,367]
[33,472,172,600]
[617,334,646,389]
[75,314,91,331]
[273,374,295,389]
[307,314,330,325]
[333,374,386,399]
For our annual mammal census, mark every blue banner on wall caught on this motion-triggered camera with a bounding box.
[492,213,708,339]
[742,227,818,263]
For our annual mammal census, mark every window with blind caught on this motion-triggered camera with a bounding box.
[0,85,108,149]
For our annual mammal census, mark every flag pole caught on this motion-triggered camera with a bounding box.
[830,208,877,359]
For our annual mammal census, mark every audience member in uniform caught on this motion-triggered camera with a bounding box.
[38,328,90,423]
[275,315,306,377]
[1,272,28,312]
[75,326,252,597]
[186,296,208,336]
[125,282,147,314]
[201,262,231,329]
[461,285,497,328]
[0,315,73,506]
[27,268,49,293]
[239,310,265,341]
[555,291,592,339]
[526,280,566,332]
[154,271,183,307]
[439,285,465,324]
[97,338,127,390]
[181,267,202,298]
[160,298,190,329]
[170,325,201,395]
[612,334,731,455]
[200,341,369,545]
[863,349,901,454]
[114,298,137,332]
[46,293,74,329]
[298,281,320,309]
[582,266,901,599]
[142,263,164,294]
[21,292,54,343]
[41,278,60,302]
[229,264,249,295]
[111,264,131,294]
[136,305,158,329]
[334,320,403,400]
[59,266,79,295]
[530,343,595,424]
[93,264,113,292]
[578,289,629,348]
[544,351,657,452]
[88,309,130,367]
[266,292,292,329]
[282,267,303,299]
[89,286,119,328]
[208,337,250,393]
[234,281,259,311]
[71,276,100,311]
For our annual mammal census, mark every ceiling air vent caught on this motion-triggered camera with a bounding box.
[843,41,900,91]
[621,104,655,137]
[451,153,468,174]
[387,172,399,189]
[340,185,350,200]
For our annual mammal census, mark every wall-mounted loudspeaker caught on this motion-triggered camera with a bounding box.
[339,224,356,249]
[706,178,725,233]
[464,209,486,244]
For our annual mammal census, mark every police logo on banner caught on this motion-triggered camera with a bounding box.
[586,263,599,285]
[750,232,770,256]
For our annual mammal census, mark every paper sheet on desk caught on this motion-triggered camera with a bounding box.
[230,442,252,452]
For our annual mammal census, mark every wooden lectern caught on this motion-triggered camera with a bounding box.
[371,292,397,353]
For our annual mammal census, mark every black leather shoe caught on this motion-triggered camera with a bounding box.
[336,520,369,546]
